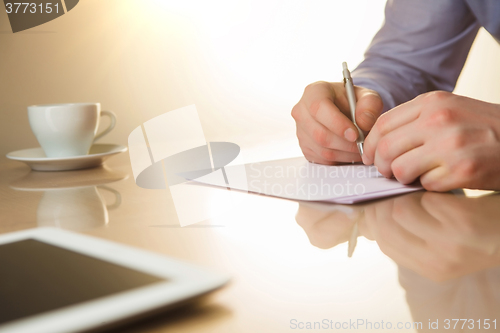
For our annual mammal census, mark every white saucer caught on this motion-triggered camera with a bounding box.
[6,144,128,171]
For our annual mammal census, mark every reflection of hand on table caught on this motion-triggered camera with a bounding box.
[364,192,500,281]
[295,192,500,326]
[295,203,366,249]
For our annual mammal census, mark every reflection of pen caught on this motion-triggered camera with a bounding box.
[342,62,365,156]
[347,222,358,258]
[347,210,364,258]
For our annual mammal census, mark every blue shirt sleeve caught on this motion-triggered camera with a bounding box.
[351,0,480,112]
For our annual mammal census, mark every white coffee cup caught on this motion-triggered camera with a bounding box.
[28,103,116,158]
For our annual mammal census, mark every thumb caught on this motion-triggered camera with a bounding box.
[354,87,383,132]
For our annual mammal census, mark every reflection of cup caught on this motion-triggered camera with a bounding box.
[28,103,116,157]
[36,185,121,230]
[10,165,126,230]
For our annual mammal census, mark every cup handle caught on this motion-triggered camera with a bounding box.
[94,110,117,142]
[97,185,122,210]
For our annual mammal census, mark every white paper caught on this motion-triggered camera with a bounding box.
[186,157,422,204]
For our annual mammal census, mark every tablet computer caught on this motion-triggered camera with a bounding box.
[0,227,229,333]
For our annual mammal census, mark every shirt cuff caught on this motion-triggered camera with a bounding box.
[349,76,396,113]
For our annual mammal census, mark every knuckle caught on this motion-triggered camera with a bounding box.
[431,108,455,126]
[377,138,392,160]
[375,114,390,135]
[471,127,498,145]
[422,90,452,104]
[309,98,331,118]
[304,154,315,163]
[366,91,384,110]
[296,130,308,147]
[420,177,438,191]
[357,111,377,131]
[433,260,460,280]
[303,81,327,95]
[296,127,302,140]
[454,157,479,179]
[363,93,384,114]
[420,176,448,192]
[391,202,406,220]
[303,83,315,95]
[320,148,336,161]
[379,169,393,179]
[447,129,468,149]
[446,246,466,265]
[457,219,480,238]
[312,128,329,146]
[391,161,407,183]
[309,100,321,117]
[374,162,392,179]
[302,149,315,163]
[291,104,301,121]
[483,128,497,144]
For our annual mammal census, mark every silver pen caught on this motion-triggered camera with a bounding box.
[342,62,365,156]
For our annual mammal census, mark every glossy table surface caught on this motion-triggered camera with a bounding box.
[1,152,499,333]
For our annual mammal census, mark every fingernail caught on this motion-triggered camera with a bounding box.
[344,128,357,142]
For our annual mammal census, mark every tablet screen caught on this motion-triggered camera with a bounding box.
[0,239,166,325]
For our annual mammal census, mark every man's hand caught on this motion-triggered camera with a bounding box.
[292,81,383,164]
[363,91,500,191]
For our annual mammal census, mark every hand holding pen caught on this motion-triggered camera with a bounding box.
[291,64,383,164]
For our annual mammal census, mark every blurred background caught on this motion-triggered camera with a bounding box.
[1,0,499,160]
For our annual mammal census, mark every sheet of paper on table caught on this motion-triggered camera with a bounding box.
[181,157,423,204]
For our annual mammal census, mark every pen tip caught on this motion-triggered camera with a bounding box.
[342,62,348,71]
